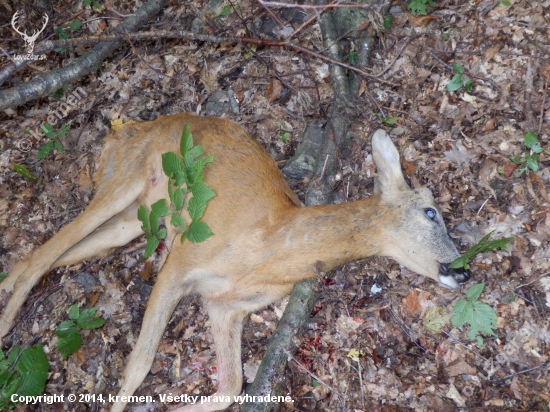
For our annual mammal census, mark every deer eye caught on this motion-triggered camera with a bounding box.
[425,208,437,220]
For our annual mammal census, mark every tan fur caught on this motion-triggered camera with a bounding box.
[1,114,466,411]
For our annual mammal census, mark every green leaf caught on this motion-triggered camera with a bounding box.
[464,79,473,93]
[138,205,150,230]
[451,299,473,327]
[376,115,399,125]
[14,344,49,396]
[37,142,54,160]
[49,86,68,100]
[180,124,193,157]
[466,282,484,301]
[69,20,82,31]
[170,213,186,231]
[407,0,429,15]
[143,233,159,259]
[68,304,80,320]
[383,15,392,30]
[172,188,185,211]
[526,156,539,172]
[150,199,171,216]
[501,0,510,5]
[509,155,522,164]
[13,164,39,182]
[77,307,105,329]
[7,346,22,366]
[185,220,214,243]
[449,232,514,269]
[162,152,183,177]
[15,370,49,397]
[514,167,527,178]
[0,272,7,284]
[188,197,207,220]
[16,344,49,375]
[452,64,464,74]
[219,4,232,16]
[524,131,538,149]
[531,143,544,154]
[347,51,358,66]
[188,154,214,184]
[173,170,186,187]
[446,74,464,92]
[53,141,65,153]
[190,182,216,203]
[188,144,204,160]
[471,301,497,336]
[55,322,82,359]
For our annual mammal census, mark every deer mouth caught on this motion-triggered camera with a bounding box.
[438,263,470,288]
[439,263,470,282]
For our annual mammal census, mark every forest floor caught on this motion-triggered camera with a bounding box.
[0,0,549,411]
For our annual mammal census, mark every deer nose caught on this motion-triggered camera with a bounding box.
[439,263,470,284]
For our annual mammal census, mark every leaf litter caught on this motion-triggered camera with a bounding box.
[0,0,549,410]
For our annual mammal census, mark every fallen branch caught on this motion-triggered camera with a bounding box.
[243,0,387,410]
[0,0,170,110]
[0,28,393,110]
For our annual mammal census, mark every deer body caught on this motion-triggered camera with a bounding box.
[1,113,468,411]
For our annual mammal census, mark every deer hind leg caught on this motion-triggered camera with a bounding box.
[52,203,143,269]
[172,301,246,412]
[110,259,197,412]
[0,179,145,341]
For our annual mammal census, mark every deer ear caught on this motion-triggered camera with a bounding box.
[371,129,409,199]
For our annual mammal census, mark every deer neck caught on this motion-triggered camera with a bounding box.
[274,195,390,273]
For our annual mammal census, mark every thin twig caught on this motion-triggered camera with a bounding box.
[488,360,550,382]
[515,272,550,290]
[260,1,387,9]
[256,0,287,29]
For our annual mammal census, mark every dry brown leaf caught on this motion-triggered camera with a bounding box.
[411,15,438,28]
[402,289,421,315]
[266,79,283,103]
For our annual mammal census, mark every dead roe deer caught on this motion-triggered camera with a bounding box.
[1,113,469,411]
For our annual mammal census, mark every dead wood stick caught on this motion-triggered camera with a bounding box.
[242,1,386,410]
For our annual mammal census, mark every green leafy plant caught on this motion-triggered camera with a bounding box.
[383,15,393,30]
[50,85,69,99]
[510,131,544,177]
[13,164,39,182]
[54,304,105,359]
[407,0,436,15]
[376,114,399,125]
[30,122,70,160]
[347,51,358,66]
[138,124,216,259]
[446,64,473,93]
[0,343,49,409]
[214,4,238,20]
[0,272,7,283]
[451,283,497,346]
[83,0,103,10]
[449,231,514,270]
[54,20,83,52]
